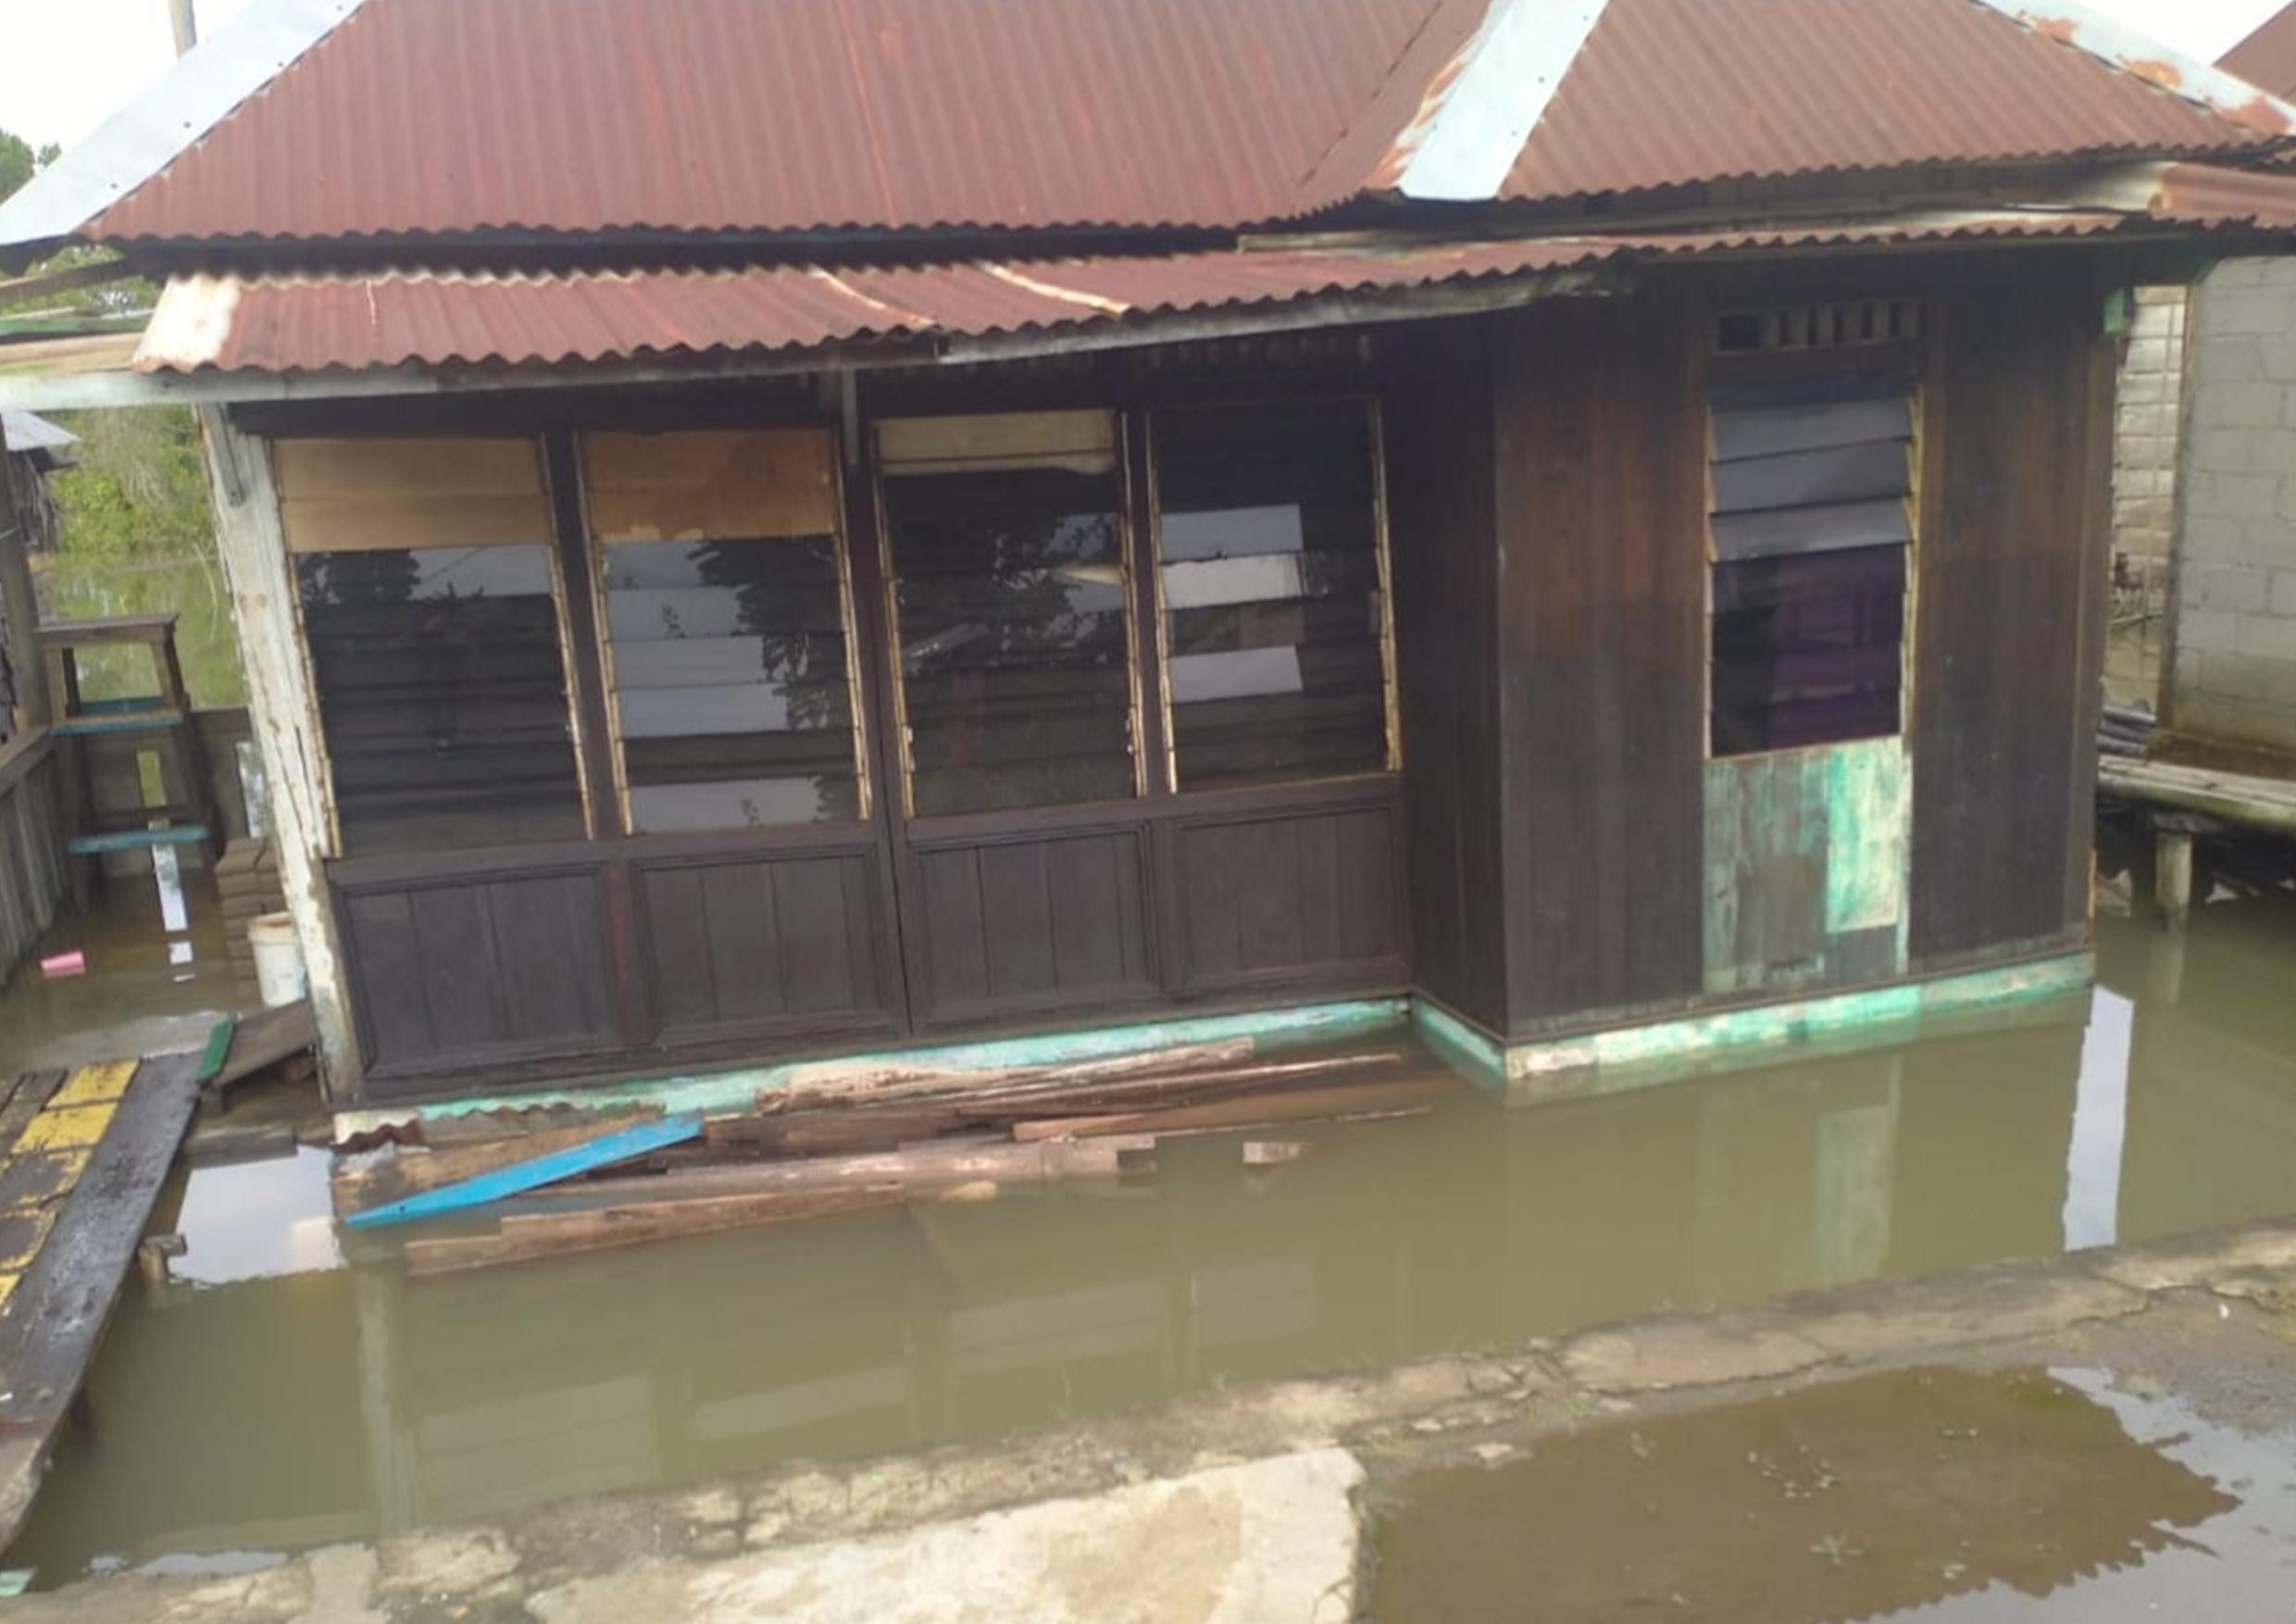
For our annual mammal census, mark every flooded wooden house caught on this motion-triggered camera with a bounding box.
[3,0,2295,1123]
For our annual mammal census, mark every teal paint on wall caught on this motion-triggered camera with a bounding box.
[1503,950,2092,1105]
[1824,739,1910,935]
[1704,738,1912,997]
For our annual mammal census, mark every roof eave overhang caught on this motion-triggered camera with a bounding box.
[0,259,1625,412]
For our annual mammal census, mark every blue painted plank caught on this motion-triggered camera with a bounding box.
[344,1112,705,1230]
[76,695,167,716]
[53,709,183,738]
[66,824,209,856]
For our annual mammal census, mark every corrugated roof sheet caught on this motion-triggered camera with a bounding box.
[86,0,1441,244]
[1497,0,2286,203]
[131,167,2292,378]
[0,410,75,452]
[131,242,1618,373]
[58,0,2296,249]
[2223,2,2296,96]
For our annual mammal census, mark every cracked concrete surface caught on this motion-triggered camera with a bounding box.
[7,1218,2294,1623]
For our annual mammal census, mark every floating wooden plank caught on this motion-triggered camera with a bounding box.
[0,1052,206,1555]
[771,1037,1256,1111]
[333,1110,667,1218]
[499,1134,1154,1217]
[403,1185,900,1279]
[1013,1075,1455,1142]
[343,1112,705,1230]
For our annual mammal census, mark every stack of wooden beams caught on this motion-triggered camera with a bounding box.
[215,839,286,994]
[332,1040,1460,1279]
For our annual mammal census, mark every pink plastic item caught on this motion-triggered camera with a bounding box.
[38,951,86,980]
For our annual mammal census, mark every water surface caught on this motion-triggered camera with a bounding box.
[14,895,2296,1582]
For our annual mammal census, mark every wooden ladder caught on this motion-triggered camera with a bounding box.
[35,613,216,906]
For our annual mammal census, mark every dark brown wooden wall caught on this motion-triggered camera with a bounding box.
[1384,319,1509,1031]
[333,781,1407,1101]
[1490,296,1708,1034]
[1909,267,2112,967]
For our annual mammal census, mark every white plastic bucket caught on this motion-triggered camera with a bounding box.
[248,912,307,1008]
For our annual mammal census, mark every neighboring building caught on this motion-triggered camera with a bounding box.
[3,0,2295,1121]
[2123,5,2296,760]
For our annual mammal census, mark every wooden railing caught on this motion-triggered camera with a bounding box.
[0,728,68,989]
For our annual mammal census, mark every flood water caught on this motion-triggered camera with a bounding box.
[12,893,2296,1584]
[1368,1365,2296,1622]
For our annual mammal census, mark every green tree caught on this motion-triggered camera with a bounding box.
[0,125,242,707]
[0,130,56,202]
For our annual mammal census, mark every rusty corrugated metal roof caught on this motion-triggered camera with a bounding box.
[131,169,2286,378]
[54,0,2296,252]
[2222,2,2296,97]
[131,242,1618,372]
[1495,0,2287,203]
[86,0,1442,244]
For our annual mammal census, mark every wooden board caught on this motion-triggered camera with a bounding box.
[274,436,551,553]
[0,1052,206,1555]
[581,429,837,542]
[403,1185,900,1278]
[1909,270,2105,964]
[1491,294,1706,1030]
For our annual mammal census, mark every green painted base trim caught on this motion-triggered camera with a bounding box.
[1407,996,1505,1085]
[1495,951,2095,1106]
[331,997,1412,1137]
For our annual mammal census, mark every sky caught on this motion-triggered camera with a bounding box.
[0,0,2290,154]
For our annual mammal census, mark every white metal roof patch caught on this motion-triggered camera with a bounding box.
[1394,0,1613,203]
[0,0,375,258]
[1978,0,2296,135]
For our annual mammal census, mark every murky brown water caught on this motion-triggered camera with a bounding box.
[10,893,2296,1585]
[1367,1365,2296,1622]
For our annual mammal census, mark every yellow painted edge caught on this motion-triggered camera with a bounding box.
[48,1058,137,1109]
[0,1148,92,1212]
[0,1273,16,1313]
[0,1206,56,1272]
[16,1101,119,1154]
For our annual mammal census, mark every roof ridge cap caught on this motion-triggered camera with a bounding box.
[0,0,376,263]
[1971,0,2296,138]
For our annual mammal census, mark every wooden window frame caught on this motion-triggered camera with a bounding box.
[277,433,598,859]
[1142,392,1404,797]
[871,408,1148,824]
[576,425,874,839]
[1703,321,1926,765]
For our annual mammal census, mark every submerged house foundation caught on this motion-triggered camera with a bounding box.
[3,0,2293,1124]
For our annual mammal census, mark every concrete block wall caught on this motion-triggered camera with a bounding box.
[2108,287,2188,706]
[2170,258,2296,758]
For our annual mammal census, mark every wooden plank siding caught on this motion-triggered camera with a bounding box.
[1382,318,1508,1032]
[1908,269,2112,966]
[287,265,2112,1104]
[1491,296,1707,1035]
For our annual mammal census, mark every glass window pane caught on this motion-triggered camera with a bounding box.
[1711,544,1905,756]
[1153,401,1391,791]
[297,544,585,856]
[601,534,860,831]
[880,454,1136,817]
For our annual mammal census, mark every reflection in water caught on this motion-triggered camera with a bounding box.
[1368,1366,2293,1624]
[15,898,2296,1582]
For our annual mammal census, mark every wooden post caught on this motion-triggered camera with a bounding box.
[2153,826,2193,931]
[0,429,52,733]
[194,406,362,1103]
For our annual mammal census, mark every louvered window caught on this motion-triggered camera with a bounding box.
[1707,373,1915,756]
